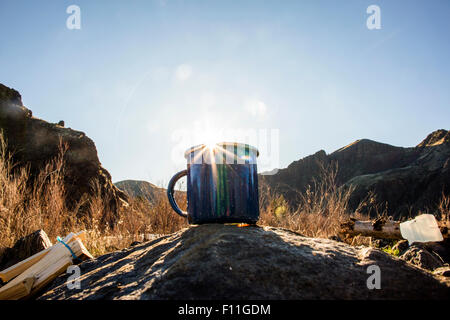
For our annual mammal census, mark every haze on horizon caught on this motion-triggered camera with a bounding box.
[1,0,449,186]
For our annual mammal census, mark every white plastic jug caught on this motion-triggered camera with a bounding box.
[400,214,443,245]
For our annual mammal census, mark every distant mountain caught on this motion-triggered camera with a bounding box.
[260,129,450,218]
[114,180,164,203]
[259,168,280,175]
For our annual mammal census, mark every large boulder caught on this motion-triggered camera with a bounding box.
[0,230,52,272]
[38,224,449,300]
[398,239,450,272]
[400,244,445,271]
[0,83,127,225]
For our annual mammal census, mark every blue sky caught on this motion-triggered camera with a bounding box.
[1,0,449,185]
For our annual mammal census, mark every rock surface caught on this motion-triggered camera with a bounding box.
[434,266,450,278]
[392,240,409,255]
[400,244,445,271]
[38,224,449,300]
[399,239,450,272]
[260,130,450,218]
[0,83,127,224]
[0,230,52,271]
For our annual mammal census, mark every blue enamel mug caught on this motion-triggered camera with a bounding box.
[167,142,260,224]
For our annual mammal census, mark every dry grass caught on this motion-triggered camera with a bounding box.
[1,130,448,258]
[1,126,357,255]
[259,162,369,238]
[437,193,450,224]
[0,137,382,258]
[0,133,188,256]
[85,189,188,256]
[0,137,77,249]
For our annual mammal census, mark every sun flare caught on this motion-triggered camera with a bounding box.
[205,142,217,151]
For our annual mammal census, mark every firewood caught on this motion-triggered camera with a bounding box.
[30,256,73,296]
[0,277,35,300]
[0,231,87,283]
[0,248,50,283]
[0,231,92,300]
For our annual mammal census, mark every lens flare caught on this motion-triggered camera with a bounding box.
[205,142,217,151]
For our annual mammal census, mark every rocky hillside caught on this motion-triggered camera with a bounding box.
[260,130,450,218]
[114,180,164,203]
[38,224,449,300]
[0,83,127,225]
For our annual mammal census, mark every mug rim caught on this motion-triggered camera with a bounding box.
[184,142,259,159]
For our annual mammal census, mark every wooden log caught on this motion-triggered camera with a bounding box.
[341,217,449,240]
[340,218,402,239]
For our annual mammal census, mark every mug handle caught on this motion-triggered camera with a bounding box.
[167,170,188,218]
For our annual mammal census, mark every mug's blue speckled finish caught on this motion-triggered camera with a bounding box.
[167,143,260,224]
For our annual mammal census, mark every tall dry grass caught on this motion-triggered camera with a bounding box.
[1,130,448,258]
[0,133,187,256]
[0,134,394,258]
[84,190,188,256]
[259,162,369,238]
[437,192,450,224]
[0,137,77,248]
